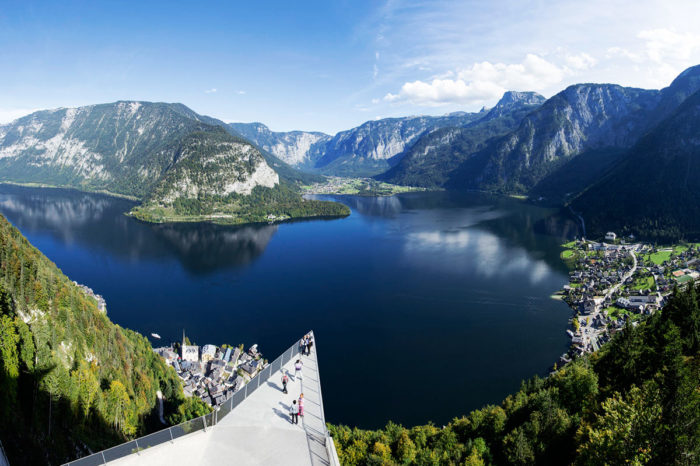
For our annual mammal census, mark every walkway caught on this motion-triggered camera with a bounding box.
[109,334,332,465]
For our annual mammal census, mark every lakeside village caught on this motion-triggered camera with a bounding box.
[557,231,700,366]
[153,332,266,407]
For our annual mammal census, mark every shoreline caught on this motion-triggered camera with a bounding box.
[0,181,141,201]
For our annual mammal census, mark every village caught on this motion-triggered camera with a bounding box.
[557,232,700,366]
[153,333,266,407]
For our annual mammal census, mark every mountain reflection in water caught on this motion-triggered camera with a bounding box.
[0,184,278,274]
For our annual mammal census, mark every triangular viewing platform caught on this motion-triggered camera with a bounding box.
[64,332,339,466]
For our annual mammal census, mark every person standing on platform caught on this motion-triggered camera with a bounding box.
[306,334,314,356]
[290,400,299,424]
[281,372,289,394]
[294,359,303,381]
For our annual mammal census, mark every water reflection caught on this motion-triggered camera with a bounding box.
[0,184,278,274]
[153,223,278,273]
[0,184,581,428]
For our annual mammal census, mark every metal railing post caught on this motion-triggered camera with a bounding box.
[169,427,174,443]
[135,439,140,454]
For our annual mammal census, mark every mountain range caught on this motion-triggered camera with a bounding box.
[2,65,700,238]
[231,111,486,177]
[235,66,700,241]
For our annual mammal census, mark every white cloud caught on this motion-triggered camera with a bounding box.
[0,108,40,124]
[204,88,217,94]
[638,28,700,63]
[384,54,572,107]
[237,90,246,95]
[565,52,597,71]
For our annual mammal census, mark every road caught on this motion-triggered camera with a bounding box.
[604,248,638,301]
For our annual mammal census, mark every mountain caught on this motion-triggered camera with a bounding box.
[313,111,485,177]
[379,91,545,188]
[231,112,486,177]
[228,122,330,169]
[0,102,348,224]
[449,84,661,193]
[446,66,700,199]
[0,213,209,464]
[571,88,700,241]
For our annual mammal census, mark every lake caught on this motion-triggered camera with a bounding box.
[0,184,579,429]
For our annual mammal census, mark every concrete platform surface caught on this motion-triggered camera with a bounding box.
[109,338,330,466]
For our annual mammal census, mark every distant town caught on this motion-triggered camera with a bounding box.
[153,332,266,407]
[557,231,700,366]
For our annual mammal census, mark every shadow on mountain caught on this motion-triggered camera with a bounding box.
[1,367,135,465]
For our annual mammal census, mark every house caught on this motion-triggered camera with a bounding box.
[223,347,232,363]
[628,293,662,306]
[605,232,617,242]
[201,344,217,362]
[240,360,259,377]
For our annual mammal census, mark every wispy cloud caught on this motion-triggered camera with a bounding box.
[361,0,700,110]
[204,88,217,94]
[237,90,246,95]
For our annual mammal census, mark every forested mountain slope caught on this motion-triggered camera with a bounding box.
[572,89,700,241]
[0,214,209,464]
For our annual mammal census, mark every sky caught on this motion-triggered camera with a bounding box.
[1,0,700,134]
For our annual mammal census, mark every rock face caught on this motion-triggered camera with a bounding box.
[312,112,485,176]
[0,102,279,200]
[147,130,279,204]
[482,91,546,120]
[228,122,331,169]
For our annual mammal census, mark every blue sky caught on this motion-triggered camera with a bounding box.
[2,0,700,133]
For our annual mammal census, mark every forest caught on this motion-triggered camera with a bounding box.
[329,285,700,465]
[0,214,209,464]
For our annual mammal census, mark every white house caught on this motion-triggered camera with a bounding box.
[605,232,617,242]
[201,344,217,362]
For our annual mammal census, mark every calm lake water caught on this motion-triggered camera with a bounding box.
[0,184,579,428]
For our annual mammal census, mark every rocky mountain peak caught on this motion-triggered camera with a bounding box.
[494,91,546,109]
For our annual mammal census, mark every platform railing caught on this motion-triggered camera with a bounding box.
[63,336,303,465]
